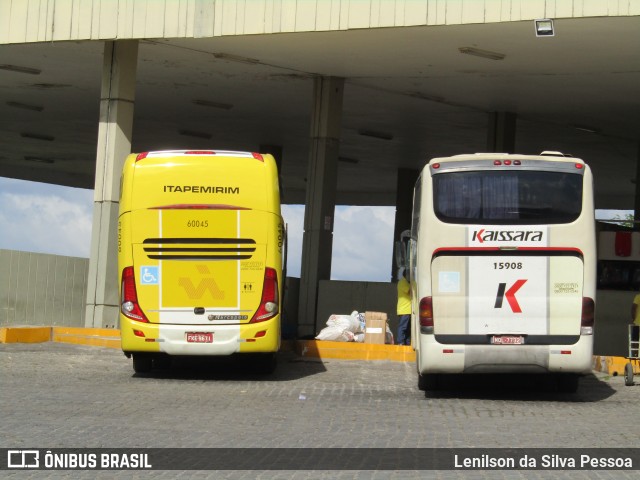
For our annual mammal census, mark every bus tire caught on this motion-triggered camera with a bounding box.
[624,362,634,386]
[133,354,153,374]
[153,354,172,370]
[556,373,579,393]
[254,353,277,375]
[418,373,439,391]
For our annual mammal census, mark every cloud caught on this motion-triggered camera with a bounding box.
[332,206,395,282]
[0,179,93,258]
[0,178,395,282]
[281,204,305,277]
[281,204,395,282]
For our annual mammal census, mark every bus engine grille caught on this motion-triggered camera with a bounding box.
[143,237,256,261]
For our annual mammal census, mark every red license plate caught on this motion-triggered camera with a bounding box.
[491,335,524,345]
[186,332,213,343]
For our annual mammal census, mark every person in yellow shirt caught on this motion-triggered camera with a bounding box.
[631,294,640,345]
[632,294,640,326]
[396,268,412,345]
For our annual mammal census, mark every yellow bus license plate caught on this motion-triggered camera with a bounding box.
[186,332,213,343]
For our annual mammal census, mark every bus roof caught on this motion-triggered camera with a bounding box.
[134,150,265,161]
[428,152,585,165]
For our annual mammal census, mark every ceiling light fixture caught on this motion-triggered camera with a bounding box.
[535,19,554,37]
[358,129,394,141]
[213,53,260,65]
[0,64,41,75]
[178,129,212,140]
[192,99,233,110]
[573,124,599,134]
[458,47,506,61]
[24,155,55,164]
[408,91,445,103]
[7,101,44,112]
[20,132,54,141]
[338,156,359,164]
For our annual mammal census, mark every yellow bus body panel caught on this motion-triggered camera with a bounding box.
[118,151,283,356]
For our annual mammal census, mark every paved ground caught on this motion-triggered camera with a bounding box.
[1,342,638,479]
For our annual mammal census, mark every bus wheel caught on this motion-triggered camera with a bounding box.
[418,373,439,391]
[556,373,579,393]
[254,353,277,375]
[624,362,634,386]
[133,354,153,374]
[153,354,172,370]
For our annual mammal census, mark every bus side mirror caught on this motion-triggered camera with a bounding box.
[395,230,411,269]
[395,240,406,268]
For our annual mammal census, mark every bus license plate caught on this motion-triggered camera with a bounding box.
[186,332,213,343]
[491,335,524,345]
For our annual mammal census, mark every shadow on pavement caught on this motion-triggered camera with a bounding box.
[420,373,616,402]
[131,351,328,382]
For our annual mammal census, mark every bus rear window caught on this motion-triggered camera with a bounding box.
[433,170,583,224]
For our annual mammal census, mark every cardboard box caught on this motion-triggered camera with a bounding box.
[364,311,388,344]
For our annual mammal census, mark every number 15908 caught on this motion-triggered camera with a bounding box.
[494,262,522,270]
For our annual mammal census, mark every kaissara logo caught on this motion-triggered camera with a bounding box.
[472,229,544,244]
[494,279,527,313]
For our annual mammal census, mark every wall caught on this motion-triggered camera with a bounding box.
[0,248,633,356]
[2,0,638,44]
[316,279,397,339]
[594,289,636,357]
[0,249,88,327]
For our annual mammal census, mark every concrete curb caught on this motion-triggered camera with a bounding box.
[0,326,52,343]
[1,327,631,372]
[0,326,120,349]
[592,355,635,376]
[294,339,415,362]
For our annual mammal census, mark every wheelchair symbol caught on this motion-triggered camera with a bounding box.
[140,266,159,285]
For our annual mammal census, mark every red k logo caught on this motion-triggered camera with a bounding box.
[494,279,527,313]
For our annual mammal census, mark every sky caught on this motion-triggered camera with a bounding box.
[0,177,396,282]
[1,177,630,283]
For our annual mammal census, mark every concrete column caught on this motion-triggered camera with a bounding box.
[635,141,640,230]
[259,144,283,200]
[392,168,420,281]
[85,40,138,328]
[297,77,344,337]
[487,112,517,153]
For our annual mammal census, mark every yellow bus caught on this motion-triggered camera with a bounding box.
[118,150,284,374]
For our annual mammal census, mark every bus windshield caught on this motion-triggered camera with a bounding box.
[433,170,583,225]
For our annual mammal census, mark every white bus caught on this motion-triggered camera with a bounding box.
[402,152,596,393]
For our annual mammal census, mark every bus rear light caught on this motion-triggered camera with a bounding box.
[133,329,145,337]
[432,163,440,169]
[120,266,149,323]
[252,153,264,161]
[504,160,512,165]
[575,163,584,169]
[250,268,279,323]
[513,160,521,165]
[580,297,594,335]
[255,330,267,338]
[493,160,502,165]
[184,150,215,155]
[419,296,434,333]
[135,152,149,161]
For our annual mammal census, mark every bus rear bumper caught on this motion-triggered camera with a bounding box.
[120,317,280,356]
[417,335,593,375]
